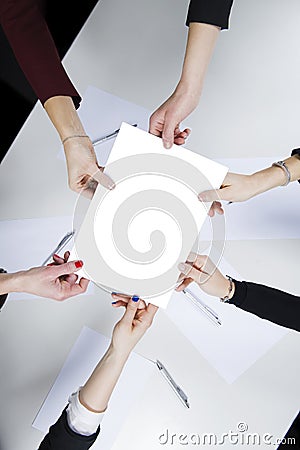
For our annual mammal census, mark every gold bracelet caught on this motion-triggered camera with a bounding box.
[62,134,90,145]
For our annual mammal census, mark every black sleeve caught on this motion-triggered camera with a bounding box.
[0,269,8,311]
[229,280,300,332]
[291,148,300,183]
[38,408,100,450]
[0,0,81,108]
[186,0,234,29]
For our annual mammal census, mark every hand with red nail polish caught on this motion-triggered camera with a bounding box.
[3,257,89,301]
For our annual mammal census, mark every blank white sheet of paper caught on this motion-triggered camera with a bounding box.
[165,257,288,384]
[71,122,228,308]
[32,326,156,450]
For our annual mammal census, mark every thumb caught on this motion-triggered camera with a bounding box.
[198,188,227,202]
[91,168,115,191]
[162,114,178,149]
[51,260,84,278]
[121,295,140,324]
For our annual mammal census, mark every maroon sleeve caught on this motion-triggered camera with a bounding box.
[0,0,81,108]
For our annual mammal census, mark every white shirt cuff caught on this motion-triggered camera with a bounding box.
[66,388,105,436]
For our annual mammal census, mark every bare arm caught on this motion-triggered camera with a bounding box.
[149,22,220,149]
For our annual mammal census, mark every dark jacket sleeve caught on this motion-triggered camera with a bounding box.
[186,0,234,29]
[291,148,300,183]
[38,408,100,450]
[229,280,300,332]
[0,269,8,311]
[0,0,81,108]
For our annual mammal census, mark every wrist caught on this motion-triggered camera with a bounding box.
[250,166,286,195]
[175,80,202,103]
[220,276,235,302]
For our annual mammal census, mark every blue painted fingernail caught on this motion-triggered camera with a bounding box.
[111,301,117,304]
[132,295,139,302]
[112,292,117,295]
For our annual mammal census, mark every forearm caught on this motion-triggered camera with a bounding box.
[79,345,129,413]
[250,155,300,195]
[176,22,220,100]
[44,96,87,142]
[0,272,24,295]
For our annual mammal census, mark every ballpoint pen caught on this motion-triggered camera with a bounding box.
[92,123,138,146]
[182,288,222,327]
[156,360,190,409]
[42,230,75,266]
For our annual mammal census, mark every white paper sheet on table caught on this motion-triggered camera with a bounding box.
[57,86,151,166]
[199,156,300,241]
[165,257,288,384]
[32,326,156,450]
[0,216,94,301]
[71,122,228,308]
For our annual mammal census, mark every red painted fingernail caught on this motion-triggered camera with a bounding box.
[75,260,83,268]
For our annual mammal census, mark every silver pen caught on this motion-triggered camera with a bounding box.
[42,231,75,266]
[156,360,190,409]
[92,123,138,146]
[182,288,222,326]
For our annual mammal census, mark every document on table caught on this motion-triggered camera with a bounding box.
[57,86,151,166]
[165,257,288,384]
[32,326,156,450]
[198,156,300,241]
[0,216,94,301]
[71,122,228,308]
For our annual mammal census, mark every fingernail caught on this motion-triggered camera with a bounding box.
[198,195,205,201]
[111,292,118,295]
[75,260,83,268]
[53,254,60,258]
[108,182,115,190]
[132,295,139,302]
[164,142,172,149]
[111,301,117,304]
[178,263,187,272]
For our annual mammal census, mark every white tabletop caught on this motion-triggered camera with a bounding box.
[0,0,300,449]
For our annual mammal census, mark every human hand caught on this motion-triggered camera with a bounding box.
[63,137,115,198]
[110,295,158,356]
[149,89,195,149]
[176,253,234,299]
[14,256,89,301]
[198,172,259,206]
[207,201,224,217]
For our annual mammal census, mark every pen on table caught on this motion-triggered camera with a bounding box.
[92,123,138,146]
[182,288,222,327]
[156,359,190,409]
[42,230,75,266]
